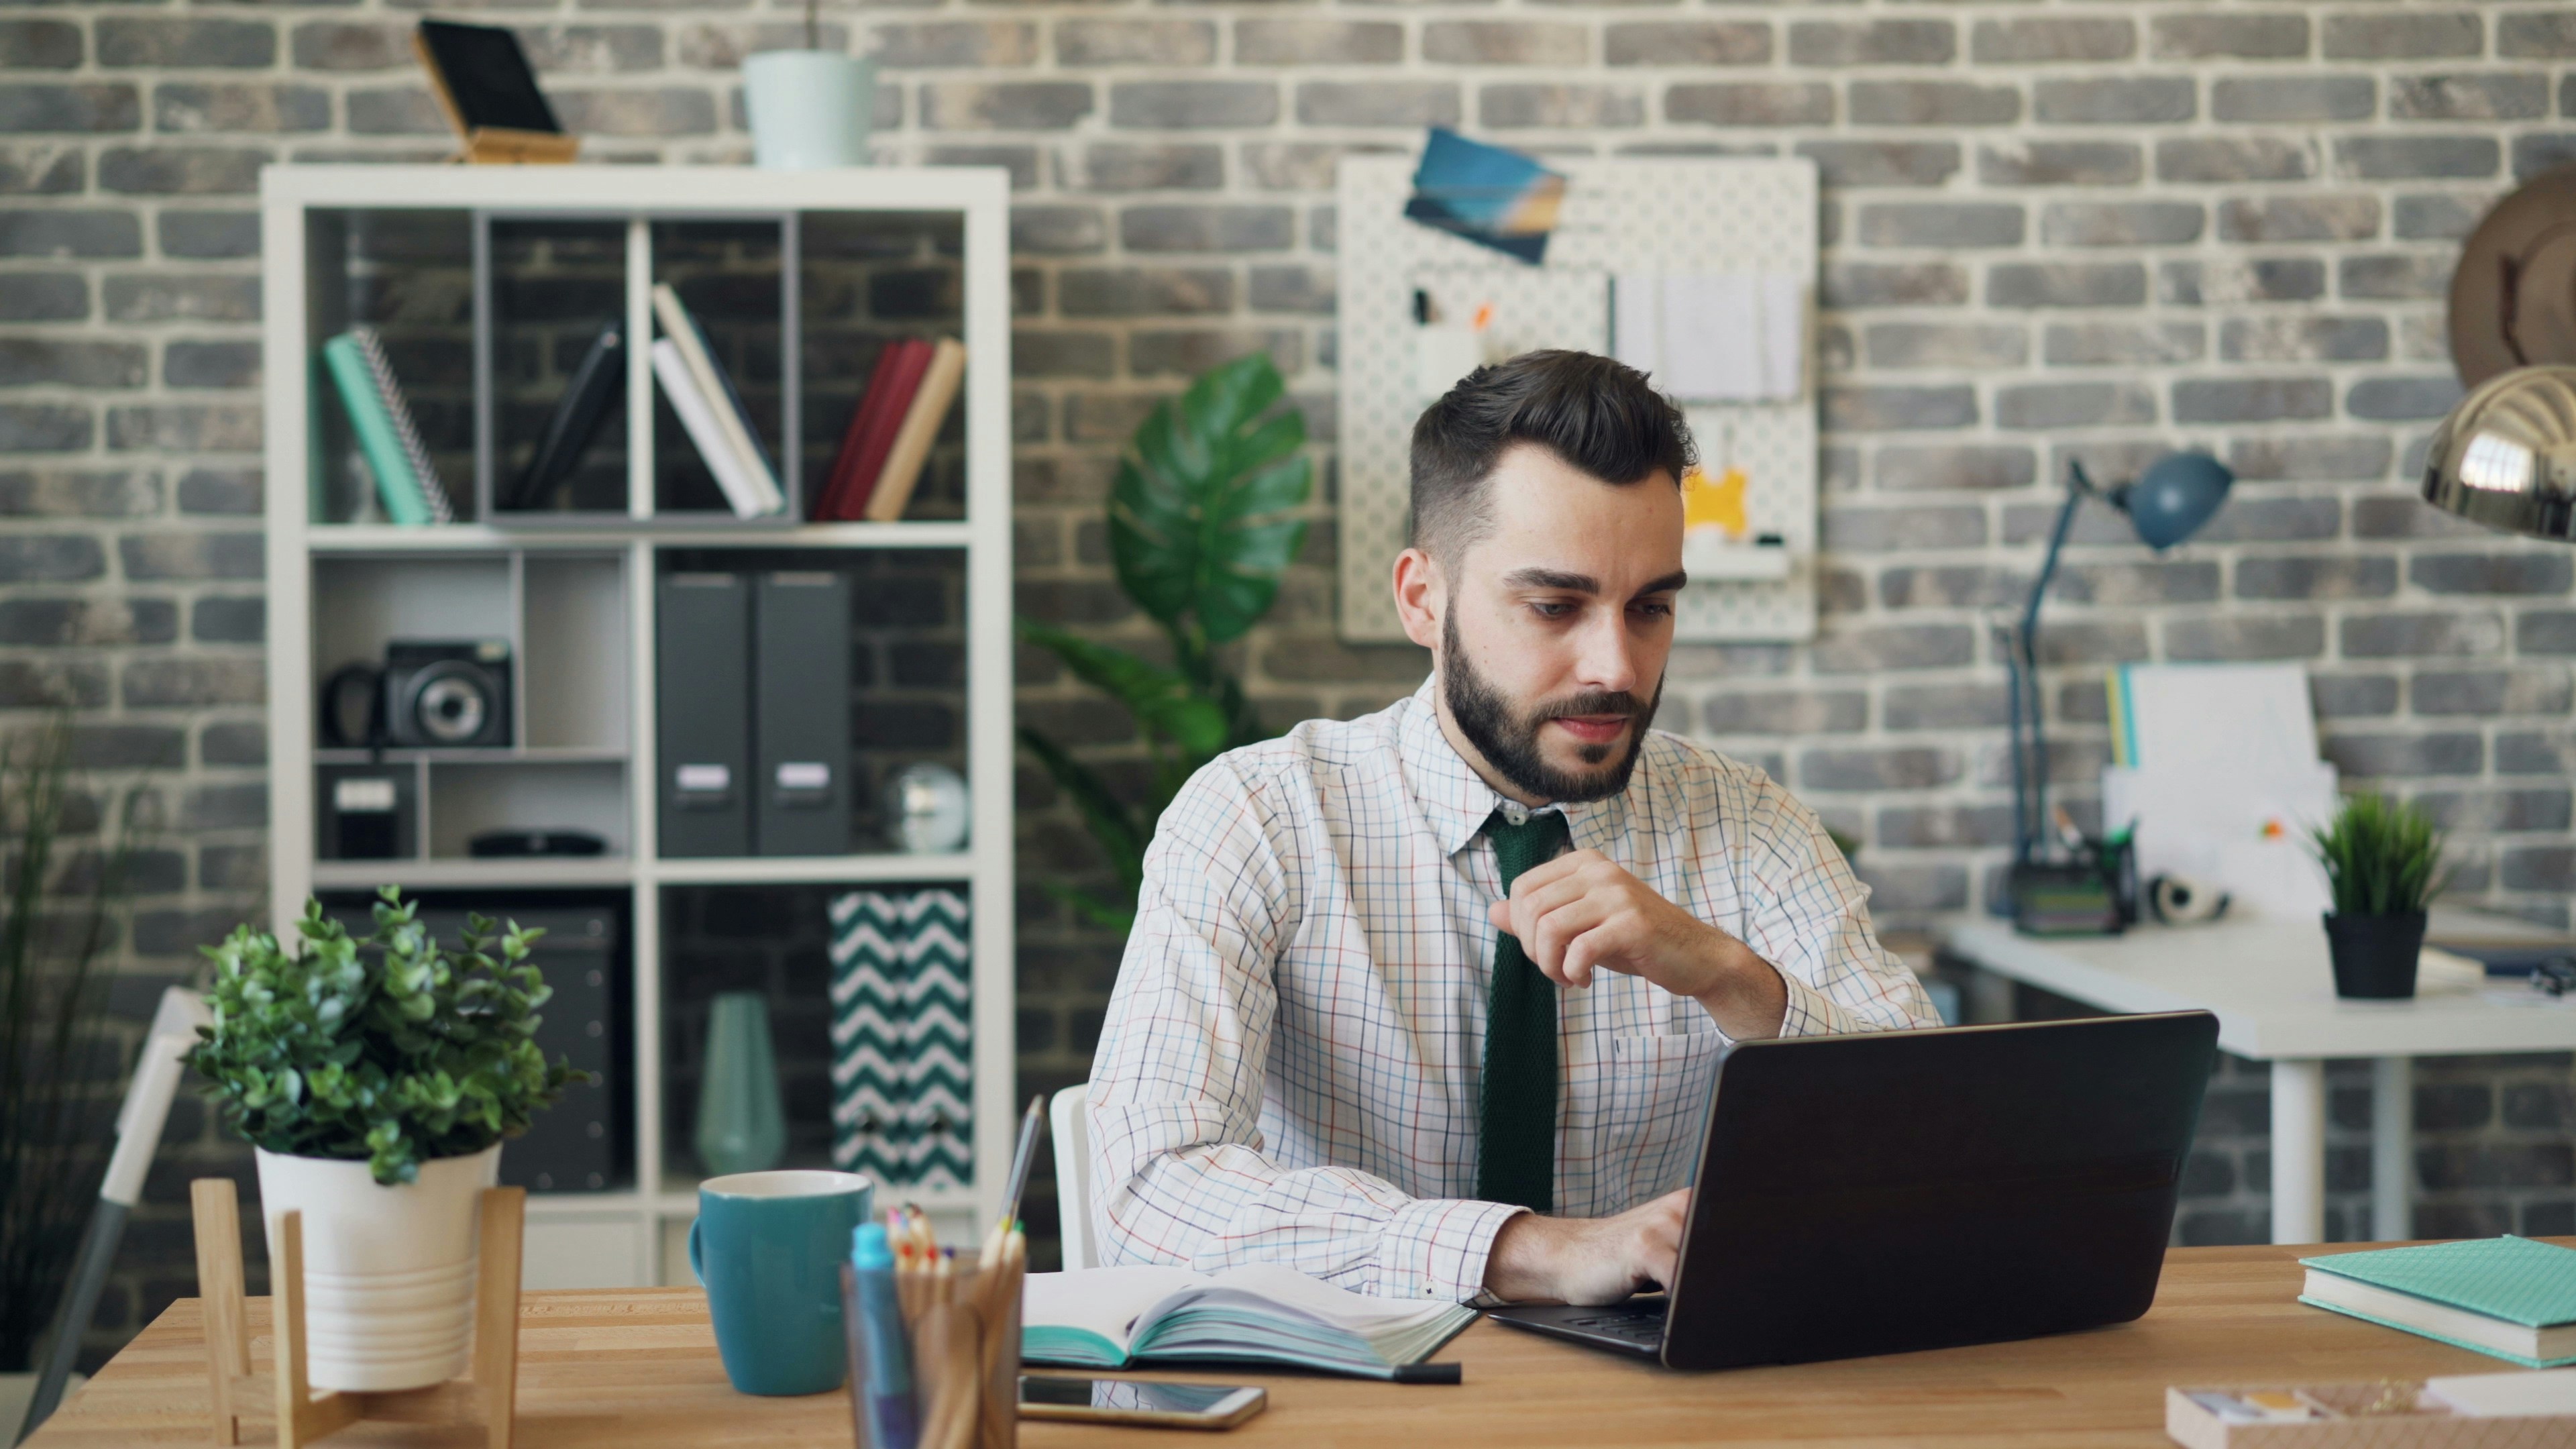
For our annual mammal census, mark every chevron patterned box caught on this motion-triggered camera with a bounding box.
[827,888,972,1191]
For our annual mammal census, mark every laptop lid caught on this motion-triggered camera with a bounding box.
[1659,1011,2218,1371]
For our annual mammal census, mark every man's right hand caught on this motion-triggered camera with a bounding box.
[1480,1189,1688,1305]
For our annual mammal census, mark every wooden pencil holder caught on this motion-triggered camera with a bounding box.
[189,1177,525,1449]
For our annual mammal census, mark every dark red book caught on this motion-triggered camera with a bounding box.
[827,339,933,521]
[815,340,910,521]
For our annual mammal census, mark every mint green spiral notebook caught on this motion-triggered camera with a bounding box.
[2300,1236,2576,1368]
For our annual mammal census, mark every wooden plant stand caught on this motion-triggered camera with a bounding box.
[190,1177,525,1449]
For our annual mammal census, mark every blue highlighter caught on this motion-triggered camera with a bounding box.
[848,1224,918,1449]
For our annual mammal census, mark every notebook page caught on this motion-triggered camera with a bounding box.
[1193,1263,1470,1334]
[1022,1265,1212,1354]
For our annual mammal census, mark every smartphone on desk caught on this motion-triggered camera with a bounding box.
[1018,1375,1267,1430]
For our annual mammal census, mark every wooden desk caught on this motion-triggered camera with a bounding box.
[29,1241,2561,1449]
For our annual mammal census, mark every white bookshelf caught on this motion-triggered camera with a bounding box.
[260,166,1015,1288]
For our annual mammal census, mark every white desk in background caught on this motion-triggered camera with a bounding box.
[1937,909,2576,1246]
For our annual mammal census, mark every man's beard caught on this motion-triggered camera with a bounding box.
[1442,610,1660,804]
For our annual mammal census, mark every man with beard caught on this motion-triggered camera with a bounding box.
[1085,350,1938,1307]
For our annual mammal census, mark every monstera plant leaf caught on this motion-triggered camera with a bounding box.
[1109,352,1312,647]
[1018,623,1228,757]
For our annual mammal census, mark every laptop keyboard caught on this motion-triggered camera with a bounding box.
[1558,1305,1667,1346]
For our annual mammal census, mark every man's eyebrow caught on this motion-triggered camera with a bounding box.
[1503,568,1598,592]
[1637,570,1688,597]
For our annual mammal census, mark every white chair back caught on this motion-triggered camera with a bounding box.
[1050,1085,1098,1271]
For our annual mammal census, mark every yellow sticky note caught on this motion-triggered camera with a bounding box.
[1682,463,1750,541]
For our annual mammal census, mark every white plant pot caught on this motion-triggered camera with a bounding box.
[743,50,877,170]
[254,1145,500,1393]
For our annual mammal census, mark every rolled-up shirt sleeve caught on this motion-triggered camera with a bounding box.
[1086,759,1521,1301]
[1729,771,1943,1038]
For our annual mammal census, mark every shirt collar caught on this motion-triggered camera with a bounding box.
[1395,678,1636,860]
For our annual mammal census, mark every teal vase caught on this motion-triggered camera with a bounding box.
[695,992,787,1177]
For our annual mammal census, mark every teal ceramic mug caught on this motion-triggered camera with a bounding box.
[689,1169,873,1395]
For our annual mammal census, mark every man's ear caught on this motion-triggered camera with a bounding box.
[1391,546,1446,652]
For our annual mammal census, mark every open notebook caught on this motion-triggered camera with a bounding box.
[1021,1265,1476,1381]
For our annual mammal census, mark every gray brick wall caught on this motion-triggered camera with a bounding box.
[9,0,2576,1363]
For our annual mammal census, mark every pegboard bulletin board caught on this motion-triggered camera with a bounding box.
[1336,155,1819,643]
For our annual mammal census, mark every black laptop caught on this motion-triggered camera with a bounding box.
[1487,1011,2220,1370]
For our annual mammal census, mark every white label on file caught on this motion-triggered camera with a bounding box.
[676,763,731,793]
[333,777,396,812]
[775,762,830,791]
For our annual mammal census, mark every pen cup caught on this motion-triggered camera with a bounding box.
[844,1239,1021,1449]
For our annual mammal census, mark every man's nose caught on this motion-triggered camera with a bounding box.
[1573,609,1640,695]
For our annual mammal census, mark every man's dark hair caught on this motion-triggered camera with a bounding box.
[1408,349,1695,563]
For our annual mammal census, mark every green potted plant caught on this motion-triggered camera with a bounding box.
[184,890,584,1392]
[2310,793,2448,1000]
[1018,352,1312,930]
[1,721,128,1434]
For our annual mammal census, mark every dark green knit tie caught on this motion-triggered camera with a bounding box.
[1479,806,1571,1214]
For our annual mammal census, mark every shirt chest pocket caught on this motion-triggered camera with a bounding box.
[1599,1032,1727,1211]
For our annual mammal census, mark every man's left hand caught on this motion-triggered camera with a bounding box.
[1488,849,1788,1038]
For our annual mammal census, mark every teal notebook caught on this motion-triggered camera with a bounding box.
[321,331,434,526]
[2300,1236,2576,1368]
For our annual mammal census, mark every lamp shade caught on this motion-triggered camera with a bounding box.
[2121,451,2233,549]
[2420,364,2576,541]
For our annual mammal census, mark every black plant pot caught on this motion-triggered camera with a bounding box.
[2323,911,2427,1000]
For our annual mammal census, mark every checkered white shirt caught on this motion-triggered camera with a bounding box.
[1086,680,1939,1302]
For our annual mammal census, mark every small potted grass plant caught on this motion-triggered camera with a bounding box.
[2310,793,2448,1000]
[184,890,585,1392]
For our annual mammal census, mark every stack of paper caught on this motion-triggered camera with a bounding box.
[2100,663,2337,920]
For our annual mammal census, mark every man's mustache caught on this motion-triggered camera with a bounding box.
[1535,692,1648,722]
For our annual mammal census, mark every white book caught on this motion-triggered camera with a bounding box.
[650,339,767,519]
[649,283,783,515]
[1021,1263,1474,1381]
[2302,1268,2576,1365]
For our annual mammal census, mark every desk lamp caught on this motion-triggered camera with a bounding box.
[2420,366,2576,540]
[2006,451,2233,925]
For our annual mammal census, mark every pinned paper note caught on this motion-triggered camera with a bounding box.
[1613,272,1805,402]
